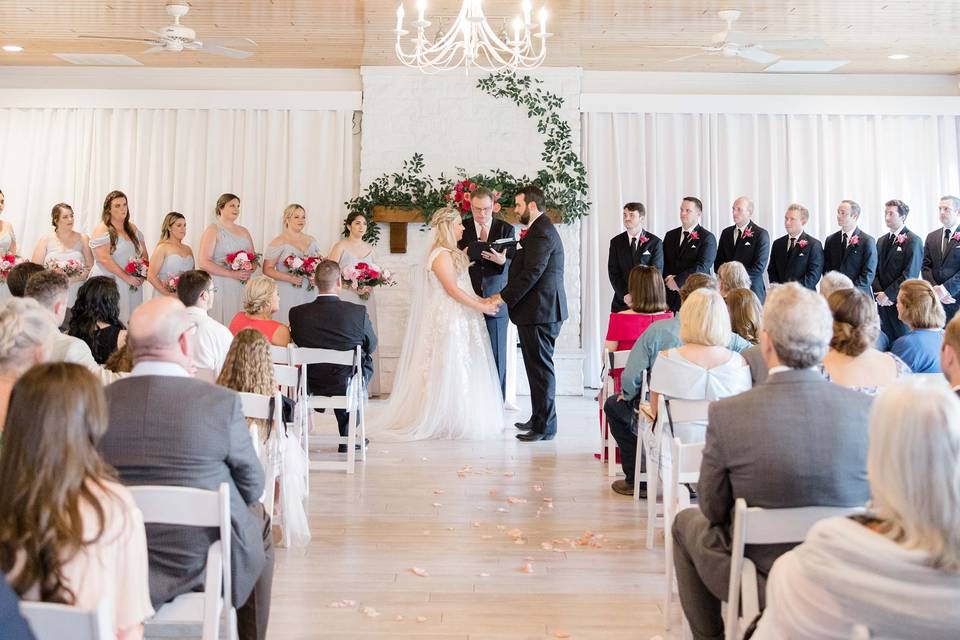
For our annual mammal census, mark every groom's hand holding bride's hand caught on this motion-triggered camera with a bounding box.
[479,297,501,315]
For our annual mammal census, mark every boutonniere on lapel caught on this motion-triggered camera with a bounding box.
[895,234,908,245]
[638,234,649,245]
[797,239,808,249]
[689,230,699,241]
[519,228,529,241]
[848,234,860,246]
[951,232,960,243]
[742,227,754,238]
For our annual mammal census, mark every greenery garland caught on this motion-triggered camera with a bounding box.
[345,70,590,243]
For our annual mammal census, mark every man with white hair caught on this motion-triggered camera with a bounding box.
[98,297,273,640]
[922,195,960,322]
[818,270,854,300]
[671,283,872,640]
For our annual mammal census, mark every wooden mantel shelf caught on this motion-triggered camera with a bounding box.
[371,205,561,253]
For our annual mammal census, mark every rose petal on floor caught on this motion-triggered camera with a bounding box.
[488,488,498,497]
[410,567,429,577]
[532,483,543,492]
[416,616,428,623]
[472,521,482,528]
[362,606,381,618]
[433,489,444,495]
[479,572,490,577]
[506,496,527,504]
[394,615,405,621]
[520,562,534,573]
[431,502,442,507]
[554,629,571,638]
[496,507,508,513]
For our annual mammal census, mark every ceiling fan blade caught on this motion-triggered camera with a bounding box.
[735,47,781,65]
[142,46,167,54]
[193,42,254,59]
[77,35,159,44]
[755,38,826,50]
[201,36,258,48]
[667,51,712,63]
[642,44,709,49]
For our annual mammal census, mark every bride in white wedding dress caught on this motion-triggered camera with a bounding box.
[371,207,507,440]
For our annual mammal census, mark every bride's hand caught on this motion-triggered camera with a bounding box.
[479,298,500,315]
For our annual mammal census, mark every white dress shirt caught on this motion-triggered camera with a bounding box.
[186,306,234,375]
[49,332,123,385]
[129,360,191,378]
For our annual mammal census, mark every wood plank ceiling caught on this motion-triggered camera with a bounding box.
[0,1,957,73]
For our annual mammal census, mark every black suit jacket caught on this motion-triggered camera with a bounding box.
[872,228,923,301]
[823,227,878,295]
[714,221,770,302]
[662,224,718,310]
[457,217,515,319]
[288,295,377,396]
[922,227,960,296]
[500,213,568,326]
[607,230,664,311]
[767,232,824,290]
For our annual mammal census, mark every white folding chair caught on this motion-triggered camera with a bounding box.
[130,483,236,640]
[270,345,290,365]
[288,345,366,474]
[599,349,631,477]
[238,391,284,522]
[724,498,865,640]
[644,397,711,548]
[21,599,113,640]
[663,437,705,629]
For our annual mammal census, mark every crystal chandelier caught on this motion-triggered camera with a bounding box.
[395,0,550,73]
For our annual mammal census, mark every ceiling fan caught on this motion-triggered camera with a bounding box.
[78,1,257,59]
[652,9,825,65]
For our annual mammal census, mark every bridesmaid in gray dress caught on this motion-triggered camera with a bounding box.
[88,190,147,324]
[146,212,195,298]
[328,212,383,395]
[0,189,18,299]
[263,203,321,324]
[31,203,93,306]
[197,193,257,325]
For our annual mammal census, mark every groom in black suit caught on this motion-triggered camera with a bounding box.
[457,186,515,397]
[493,185,567,442]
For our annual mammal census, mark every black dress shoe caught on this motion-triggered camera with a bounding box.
[516,431,555,442]
[337,438,370,454]
[514,420,534,431]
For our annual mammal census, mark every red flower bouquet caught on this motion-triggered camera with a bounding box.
[0,254,24,284]
[225,250,261,272]
[283,253,325,291]
[124,257,149,291]
[446,179,503,216]
[341,261,397,301]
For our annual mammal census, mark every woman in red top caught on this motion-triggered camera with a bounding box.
[229,275,292,347]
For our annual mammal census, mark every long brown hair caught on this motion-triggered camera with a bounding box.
[101,190,141,256]
[217,328,277,440]
[626,265,668,313]
[0,363,115,603]
[725,288,763,345]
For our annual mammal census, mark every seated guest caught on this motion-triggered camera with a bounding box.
[0,297,55,427]
[229,275,291,347]
[741,342,768,385]
[819,270,854,300]
[717,261,750,298]
[725,288,762,345]
[604,265,672,391]
[822,288,910,393]
[6,261,43,298]
[289,260,377,451]
[0,574,34,640]
[177,269,234,375]
[0,363,153,638]
[98,297,272,640]
[753,380,960,639]
[104,343,133,374]
[68,276,126,364]
[25,269,123,384]
[672,283,872,640]
[940,314,960,392]
[892,279,946,373]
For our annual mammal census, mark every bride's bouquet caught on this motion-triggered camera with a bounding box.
[341,262,396,301]
[124,257,149,291]
[283,253,325,291]
[0,254,24,284]
[45,257,85,279]
[225,250,261,272]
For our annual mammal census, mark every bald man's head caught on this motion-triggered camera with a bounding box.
[128,296,192,363]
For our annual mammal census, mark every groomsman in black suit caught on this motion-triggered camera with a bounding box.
[607,202,663,312]
[823,199,878,295]
[767,203,824,290]
[873,199,922,341]
[457,186,515,397]
[714,196,770,302]
[922,195,960,322]
[662,197,717,312]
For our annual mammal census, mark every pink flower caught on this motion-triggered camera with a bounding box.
[848,234,860,246]
[798,239,808,249]
[742,227,754,238]
[342,266,357,280]
[520,228,529,241]
[689,230,699,241]
[952,232,960,243]
[638,235,649,245]
[895,233,908,245]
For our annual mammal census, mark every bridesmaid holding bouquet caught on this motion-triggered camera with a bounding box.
[197,193,258,324]
[88,191,147,324]
[146,212,195,297]
[263,204,321,324]
[31,203,93,306]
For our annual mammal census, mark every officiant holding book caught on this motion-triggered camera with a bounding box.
[457,186,516,397]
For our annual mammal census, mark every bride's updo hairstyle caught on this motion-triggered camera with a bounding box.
[430,207,469,270]
[827,288,880,357]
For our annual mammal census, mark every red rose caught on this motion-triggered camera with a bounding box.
[520,228,529,241]
[469,182,477,191]
[356,262,368,270]
[125,262,137,274]
[454,192,463,202]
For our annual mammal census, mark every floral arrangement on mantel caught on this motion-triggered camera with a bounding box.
[344,70,590,244]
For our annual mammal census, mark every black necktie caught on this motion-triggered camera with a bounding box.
[682,231,690,248]
[788,237,796,253]
[630,236,637,255]
[735,228,741,244]
[841,232,848,250]
[944,228,952,254]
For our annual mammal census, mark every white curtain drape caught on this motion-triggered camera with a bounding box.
[582,111,960,384]
[0,107,356,261]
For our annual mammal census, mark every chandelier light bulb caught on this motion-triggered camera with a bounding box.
[396,4,405,31]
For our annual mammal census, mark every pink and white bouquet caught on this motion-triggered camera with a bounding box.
[283,253,325,291]
[124,257,149,291]
[0,254,24,284]
[164,274,181,293]
[225,250,261,272]
[341,262,396,301]
[45,257,85,278]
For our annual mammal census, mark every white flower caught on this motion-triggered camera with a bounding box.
[289,256,304,270]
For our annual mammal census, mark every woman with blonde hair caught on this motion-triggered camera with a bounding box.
[263,204,320,323]
[88,190,148,323]
[146,212,195,298]
[717,261,750,298]
[197,193,258,324]
[0,363,153,638]
[753,380,960,639]
[371,206,504,440]
[725,287,762,345]
[891,279,946,372]
[31,202,93,306]
[227,275,290,346]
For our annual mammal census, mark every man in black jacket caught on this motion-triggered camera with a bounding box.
[493,185,567,442]
[767,203,824,290]
[289,260,377,446]
[457,186,515,396]
[922,195,960,322]
[823,199,877,296]
[607,201,663,311]
[873,199,923,341]
[714,196,770,302]
[663,196,717,312]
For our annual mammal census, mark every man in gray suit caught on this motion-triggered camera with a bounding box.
[98,297,273,640]
[672,283,872,640]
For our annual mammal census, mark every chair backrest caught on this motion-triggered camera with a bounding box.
[670,437,704,479]
[662,397,711,425]
[239,391,280,422]
[273,363,299,389]
[288,346,358,368]
[21,599,113,640]
[736,498,864,545]
[270,345,290,364]
[607,349,631,370]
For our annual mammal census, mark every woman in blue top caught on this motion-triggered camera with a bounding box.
[891,279,946,373]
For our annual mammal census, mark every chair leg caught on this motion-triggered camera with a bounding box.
[606,425,618,477]
[346,409,356,474]
[646,448,660,549]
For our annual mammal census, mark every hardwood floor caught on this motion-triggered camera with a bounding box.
[268,394,682,639]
